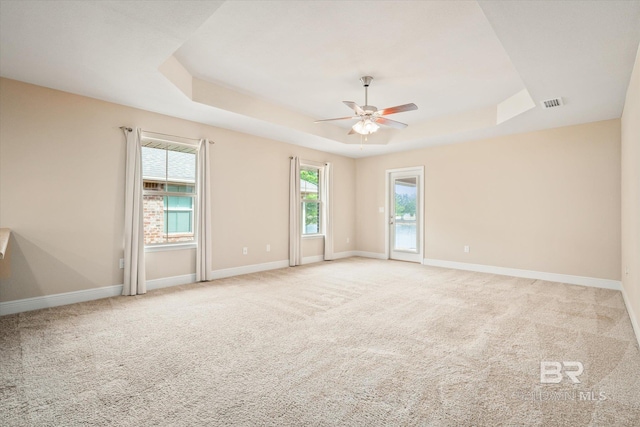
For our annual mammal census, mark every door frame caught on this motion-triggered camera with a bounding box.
[385,166,424,263]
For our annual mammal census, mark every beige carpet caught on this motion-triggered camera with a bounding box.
[1,257,639,426]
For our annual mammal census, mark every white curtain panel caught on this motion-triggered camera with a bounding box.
[323,162,334,261]
[289,157,302,266]
[196,139,213,281]
[123,128,146,295]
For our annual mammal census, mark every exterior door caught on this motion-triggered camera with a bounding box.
[389,169,423,263]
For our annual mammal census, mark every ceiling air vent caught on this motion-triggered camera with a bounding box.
[541,97,563,109]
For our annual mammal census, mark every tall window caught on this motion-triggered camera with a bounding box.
[301,165,322,235]
[141,143,196,246]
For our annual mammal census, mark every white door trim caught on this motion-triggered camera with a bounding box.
[385,166,424,262]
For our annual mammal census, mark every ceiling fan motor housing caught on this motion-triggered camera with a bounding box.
[360,76,374,87]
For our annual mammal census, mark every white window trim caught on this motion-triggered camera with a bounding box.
[141,133,199,249]
[300,159,325,168]
[302,234,324,240]
[145,242,197,252]
[300,160,325,237]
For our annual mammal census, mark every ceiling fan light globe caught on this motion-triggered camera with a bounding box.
[352,118,380,135]
[365,119,380,133]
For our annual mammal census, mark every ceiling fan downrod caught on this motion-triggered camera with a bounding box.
[360,76,373,110]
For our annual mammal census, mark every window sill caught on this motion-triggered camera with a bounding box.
[145,242,197,253]
[302,234,325,240]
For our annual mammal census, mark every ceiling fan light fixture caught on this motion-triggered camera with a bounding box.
[352,118,380,135]
[315,75,417,137]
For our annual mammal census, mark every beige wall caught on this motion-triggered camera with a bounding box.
[621,44,640,336]
[356,120,621,280]
[0,78,356,301]
[0,75,627,306]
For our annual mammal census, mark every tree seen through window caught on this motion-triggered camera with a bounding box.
[301,167,321,235]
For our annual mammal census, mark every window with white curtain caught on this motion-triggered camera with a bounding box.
[141,138,197,247]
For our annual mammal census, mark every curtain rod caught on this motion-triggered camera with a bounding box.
[290,156,328,166]
[120,126,214,144]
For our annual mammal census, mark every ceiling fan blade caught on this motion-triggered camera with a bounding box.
[347,128,356,135]
[377,103,418,116]
[375,117,408,129]
[343,101,365,115]
[314,116,359,123]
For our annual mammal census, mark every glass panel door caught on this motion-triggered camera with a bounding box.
[389,169,422,263]
[393,177,417,252]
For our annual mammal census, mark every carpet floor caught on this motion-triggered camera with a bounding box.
[1,257,639,426]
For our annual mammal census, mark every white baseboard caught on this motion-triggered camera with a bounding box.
[352,251,387,260]
[300,251,356,264]
[209,259,290,280]
[423,258,622,290]
[0,260,292,316]
[333,251,356,260]
[0,272,200,316]
[302,255,325,265]
[621,284,640,349]
[0,284,123,316]
[146,273,196,291]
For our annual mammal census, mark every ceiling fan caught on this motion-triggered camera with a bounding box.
[315,76,418,135]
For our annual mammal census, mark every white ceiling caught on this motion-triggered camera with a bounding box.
[1,0,639,158]
[175,1,524,123]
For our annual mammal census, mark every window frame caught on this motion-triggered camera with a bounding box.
[300,161,325,238]
[140,134,199,251]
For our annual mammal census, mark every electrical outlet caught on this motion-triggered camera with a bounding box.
[119,258,124,269]
[379,207,384,213]
[242,247,248,255]
[625,266,629,275]
[464,245,470,253]
[266,244,271,252]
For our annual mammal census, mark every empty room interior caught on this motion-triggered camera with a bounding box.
[1,1,640,425]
